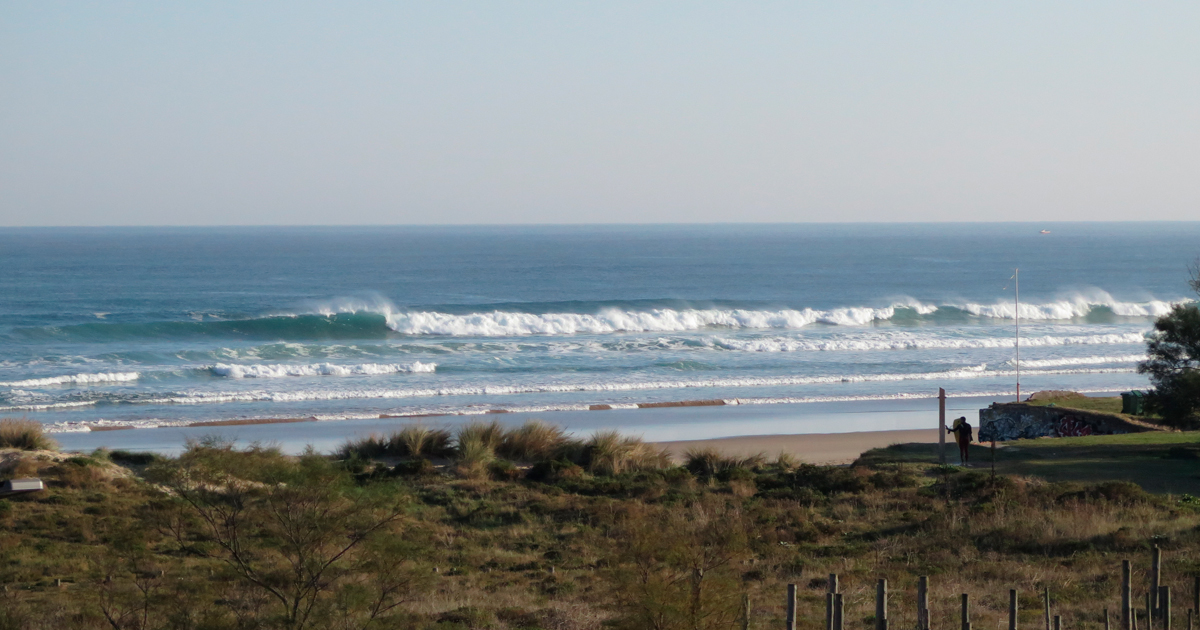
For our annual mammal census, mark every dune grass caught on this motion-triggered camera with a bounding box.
[0,418,57,451]
[335,420,673,481]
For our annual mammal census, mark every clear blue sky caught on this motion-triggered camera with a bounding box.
[2,2,1197,226]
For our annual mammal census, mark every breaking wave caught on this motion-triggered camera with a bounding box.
[0,372,140,388]
[11,294,1185,341]
[208,362,437,379]
[711,332,1147,352]
[1004,354,1145,368]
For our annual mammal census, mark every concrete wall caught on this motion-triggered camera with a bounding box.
[978,403,1157,441]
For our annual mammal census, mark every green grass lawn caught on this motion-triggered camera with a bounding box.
[1025,394,1126,414]
[860,431,1200,495]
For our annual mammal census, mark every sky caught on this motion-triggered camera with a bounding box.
[2,2,1198,226]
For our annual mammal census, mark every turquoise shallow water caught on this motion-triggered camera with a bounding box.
[2,223,1196,450]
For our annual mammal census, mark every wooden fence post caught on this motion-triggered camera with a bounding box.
[1044,588,1051,630]
[919,576,931,630]
[835,593,845,630]
[1054,616,1061,630]
[1106,609,1110,630]
[827,574,839,630]
[1153,547,1162,625]
[1150,594,1156,630]
[1009,590,1019,630]
[1164,586,1172,630]
[1193,576,1199,618]
[741,592,750,630]
[1125,561,1134,630]
[962,594,971,630]
[1187,608,1192,630]
[786,584,797,630]
[877,579,889,630]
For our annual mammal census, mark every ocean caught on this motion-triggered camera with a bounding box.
[1,223,1195,453]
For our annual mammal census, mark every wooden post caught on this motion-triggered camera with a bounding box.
[835,593,845,630]
[1193,576,1199,618]
[919,576,931,630]
[1135,610,1140,630]
[1054,616,1061,630]
[1125,561,1134,630]
[1187,608,1192,630]
[1165,587,1172,630]
[1044,588,1052,630]
[939,388,947,464]
[742,592,750,630]
[1010,589,1019,630]
[877,579,889,630]
[1149,594,1155,630]
[827,573,839,630]
[1106,609,1111,630]
[787,584,797,630]
[1153,547,1162,623]
[962,594,971,630]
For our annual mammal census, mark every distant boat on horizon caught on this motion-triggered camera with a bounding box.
[1040,229,1051,234]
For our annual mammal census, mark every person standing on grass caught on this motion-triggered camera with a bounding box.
[947,416,973,465]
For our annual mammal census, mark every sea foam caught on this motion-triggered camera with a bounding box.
[0,372,140,388]
[208,362,436,379]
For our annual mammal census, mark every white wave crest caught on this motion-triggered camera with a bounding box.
[292,292,1185,337]
[209,362,436,379]
[0,400,99,412]
[0,372,140,388]
[382,307,902,336]
[952,294,1182,320]
[1006,354,1145,368]
[711,332,1146,352]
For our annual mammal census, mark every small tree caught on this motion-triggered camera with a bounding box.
[1139,262,1200,428]
[149,441,432,630]
[606,497,750,630]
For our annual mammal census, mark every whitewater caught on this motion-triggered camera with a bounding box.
[1,223,1196,445]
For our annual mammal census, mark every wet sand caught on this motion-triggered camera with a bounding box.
[657,428,941,465]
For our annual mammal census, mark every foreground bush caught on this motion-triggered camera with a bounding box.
[0,418,57,451]
[335,420,674,479]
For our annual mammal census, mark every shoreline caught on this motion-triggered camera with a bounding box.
[50,395,993,456]
[656,428,941,465]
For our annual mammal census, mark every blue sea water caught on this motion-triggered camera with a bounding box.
[1,223,1196,451]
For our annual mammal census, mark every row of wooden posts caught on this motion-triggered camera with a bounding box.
[774,548,1196,630]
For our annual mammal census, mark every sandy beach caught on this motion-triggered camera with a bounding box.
[657,428,941,465]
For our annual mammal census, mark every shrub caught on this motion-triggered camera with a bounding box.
[455,421,505,453]
[583,430,671,475]
[497,420,568,461]
[396,425,453,458]
[108,450,161,466]
[335,433,393,460]
[488,459,522,481]
[0,418,57,451]
[393,457,436,476]
[455,423,500,478]
[527,459,585,483]
[336,426,454,460]
[684,447,765,478]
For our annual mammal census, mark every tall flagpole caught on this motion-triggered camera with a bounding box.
[1015,268,1020,402]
